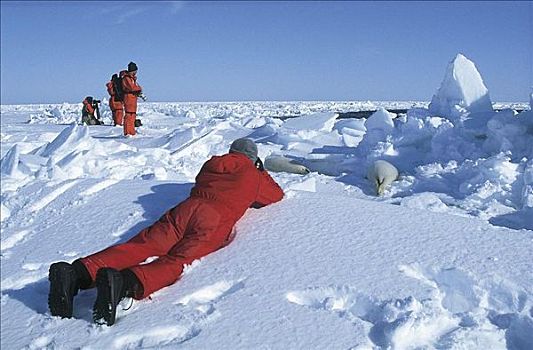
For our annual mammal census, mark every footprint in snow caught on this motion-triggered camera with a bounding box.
[110,324,200,349]
[177,279,245,308]
[107,279,245,349]
[175,279,246,319]
[287,265,532,349]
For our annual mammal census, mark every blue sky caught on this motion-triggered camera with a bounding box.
[1,1,531,104]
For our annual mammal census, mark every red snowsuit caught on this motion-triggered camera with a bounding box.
[121,71,142,136]
[80,153,284,298]
[106,79,124,126]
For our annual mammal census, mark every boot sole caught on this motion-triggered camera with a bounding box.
[48,262,76,318]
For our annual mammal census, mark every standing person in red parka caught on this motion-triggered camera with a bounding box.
[122,61,143,136]
[48,138,284,326]
[106,74,124,126]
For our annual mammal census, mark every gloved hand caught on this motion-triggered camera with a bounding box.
[255,157,264,171]
[138,92,147,101]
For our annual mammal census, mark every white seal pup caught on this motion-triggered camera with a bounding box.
[367,160,399,196]
[265,156,310,175]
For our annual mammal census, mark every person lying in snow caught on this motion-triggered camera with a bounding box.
[48,138,284,326]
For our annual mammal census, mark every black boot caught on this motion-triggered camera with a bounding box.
[93,268,126,326]
[48,262,79,318]
[48,260,92,318]
[92,268,143,326]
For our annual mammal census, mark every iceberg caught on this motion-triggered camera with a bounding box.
[429,53,493,120]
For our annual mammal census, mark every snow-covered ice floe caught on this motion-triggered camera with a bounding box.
[0,53,531,349]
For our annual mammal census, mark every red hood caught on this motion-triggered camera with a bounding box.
[203,153,253,174]
[190,151,283,221]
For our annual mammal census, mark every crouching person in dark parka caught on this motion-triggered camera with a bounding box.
[48,138,284,326]
[81,96,102,125]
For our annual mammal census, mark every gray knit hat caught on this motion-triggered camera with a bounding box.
[229,138,258,162]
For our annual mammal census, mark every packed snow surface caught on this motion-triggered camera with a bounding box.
[1,58,532,349]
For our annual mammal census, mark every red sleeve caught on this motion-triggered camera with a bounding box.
[84,101,94,114]
[106,82,115,96]
[122,76,142,94]
[253,171,284,207]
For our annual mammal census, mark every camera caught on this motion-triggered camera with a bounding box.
[137,92,147,101]
[91,99,101,109]
[85,96,101,108]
